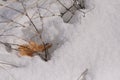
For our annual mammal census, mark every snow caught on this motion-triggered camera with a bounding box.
[0,0,120,80]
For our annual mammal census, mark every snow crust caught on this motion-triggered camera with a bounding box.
[0,0,120,80]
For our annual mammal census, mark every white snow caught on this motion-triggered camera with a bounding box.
[0,0,120,80]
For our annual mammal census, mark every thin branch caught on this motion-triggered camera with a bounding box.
[0,40,21,52]
[0,15,26,27]
[39,7,55,16]
[0,61,20,67]
[77,69,88,80]
[61,3,74,17]
[57,0,68,10]
[0,26,20,35]
[66,14,74,23]
[57,0,74,15]
[0,3,24,14]
[0,34,28,52]
[0,34,28,42]
[20,1,40,33]
[36,3,49,61]
[0,40,20,46]
[32,14,61,20]
[57,0,80,22]
[30,5,60,22]
[0,20,10,23]
[0,66,17,80]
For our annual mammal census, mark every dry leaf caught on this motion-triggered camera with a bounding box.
[18,41,52,57]
[18,45,34,56]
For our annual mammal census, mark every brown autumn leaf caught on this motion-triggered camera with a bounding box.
[18,41,52,57]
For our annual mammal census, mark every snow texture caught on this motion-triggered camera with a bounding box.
[0,0,120,80]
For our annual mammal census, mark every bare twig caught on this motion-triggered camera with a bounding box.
[0,15,26,27]
[0,61,20,67]
[57,0,74,15]
[0,34,29,52]
[0,40,20,46]
[0,34,28,42]
[0,3,24,14]
[0,26,20,35]
[57,0,87,22]
[36,3,49,61]
[77,69,88,80]
[0,40,21,52]
[20,1,40,33]
[19,1,50,61]
[0,65,16,80]
[66,14,74,23]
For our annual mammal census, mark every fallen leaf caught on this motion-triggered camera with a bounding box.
[18,41,52,57]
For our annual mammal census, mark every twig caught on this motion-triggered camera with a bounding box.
[20,1,50,61]
[57,0,77,22]
[0,40,21,52]
[61,6,73,17]
[66,14,74,23]
[32,14,61,20]
[0,65,16,80]
[40,7,55,16]
[20,1,40,33]
[57,0,87,22]
[0,61,19,67]
[57,0,74,15]
[0,15,26,27]
[0,26,20,35]
[0,34,28,42]
[0,40,20,46]
[36,3,49,61]
[77,69,88,80]
[0,3,24,14]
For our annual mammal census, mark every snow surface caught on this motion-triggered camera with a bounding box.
[0,0,120,80]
